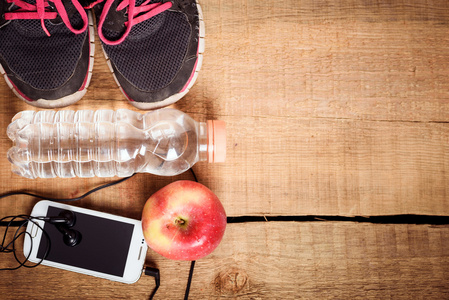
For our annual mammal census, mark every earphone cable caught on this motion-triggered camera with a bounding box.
[0,174,136,271]
[0,215,51,271]
[0,174,136,202]
[184,168,198,300]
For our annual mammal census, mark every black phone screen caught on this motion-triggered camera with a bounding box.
[37,206,135,277]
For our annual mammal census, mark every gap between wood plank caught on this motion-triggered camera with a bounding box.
[227,215,449,225]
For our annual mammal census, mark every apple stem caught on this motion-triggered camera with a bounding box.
[175,218,186,226]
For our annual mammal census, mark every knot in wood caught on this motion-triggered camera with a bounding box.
[214,268,249,295]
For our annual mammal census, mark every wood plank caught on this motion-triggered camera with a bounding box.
[199,116,449,216]
[1,115,448,217]
[198,0,449,122]
[1,222,448,299]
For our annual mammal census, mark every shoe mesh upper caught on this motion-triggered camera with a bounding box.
[0,15,87,90]
[102,11,191,91]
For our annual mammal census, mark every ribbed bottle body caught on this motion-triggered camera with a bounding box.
[7,109,207,178]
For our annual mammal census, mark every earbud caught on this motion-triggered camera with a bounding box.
[46,210,82,247]
[55,224,82,247]
[43,210,76,226]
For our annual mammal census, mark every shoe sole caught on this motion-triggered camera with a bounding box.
[101,0,205,110]
[0,11,95,108]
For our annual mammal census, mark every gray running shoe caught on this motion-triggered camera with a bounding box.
[95,0,204,109]
[0,0,94,108]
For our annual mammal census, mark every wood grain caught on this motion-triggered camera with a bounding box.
[0,0,448,217]
[2,222,449,299]
[0,0,448,298]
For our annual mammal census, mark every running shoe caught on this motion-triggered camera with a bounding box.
[0,0,94,108]
[94,0,204,110]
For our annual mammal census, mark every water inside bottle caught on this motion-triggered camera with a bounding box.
[7,109,202,178]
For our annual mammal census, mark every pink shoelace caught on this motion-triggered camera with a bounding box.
[4,0,88,36]
[94,0,172,46]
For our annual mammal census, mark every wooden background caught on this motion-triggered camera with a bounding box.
[1,0,449,298]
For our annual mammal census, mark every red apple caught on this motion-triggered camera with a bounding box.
[141,180,227,261]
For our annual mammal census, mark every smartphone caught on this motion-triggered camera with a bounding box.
[23,200,148,284]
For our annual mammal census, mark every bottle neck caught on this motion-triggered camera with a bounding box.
[198,122,208,162]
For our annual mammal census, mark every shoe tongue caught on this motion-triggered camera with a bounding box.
[99,0,127,34]
[10,0,85,36]
[0,0,10,28]
[47,0,74,25]
[78,0,96,6]
[45,1,63,25]
[100,0,166,39]
[13,0,82,27]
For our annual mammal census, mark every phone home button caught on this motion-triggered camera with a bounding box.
[30,223,39,238]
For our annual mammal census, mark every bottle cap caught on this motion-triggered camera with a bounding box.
[207,120,226,163]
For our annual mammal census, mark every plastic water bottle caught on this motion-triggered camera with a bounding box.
[7,108,226,179]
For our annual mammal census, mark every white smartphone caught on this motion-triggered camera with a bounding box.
[23,200,148,284]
